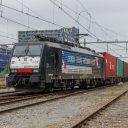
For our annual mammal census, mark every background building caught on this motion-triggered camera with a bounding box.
[18,27,79,44]
[0,46,11,72]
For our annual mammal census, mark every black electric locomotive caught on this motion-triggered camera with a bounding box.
[6,37,105,91]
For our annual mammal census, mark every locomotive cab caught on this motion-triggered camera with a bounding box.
[6,42,45,89]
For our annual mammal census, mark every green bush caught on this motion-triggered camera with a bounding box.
[0,65,9,77]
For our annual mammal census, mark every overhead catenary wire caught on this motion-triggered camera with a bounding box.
[49,0,127,57]
[76,0,128,40]
[49,0,102,41]
[76,0,128,55]
[76,0,92,31]
[2,0,125,43]
[15,0,103,41]
[53,0,115,44]
[15,0,123,46]
[0,1,64,41]
[0,27,16,38]
[0,1,125,51]
[53,0,128,42]
[87,43,107,51]
[87,42,121,55]
[0,0,127,58]
[0,3,63,28]
[0,33,17,40]
[0,15,34,29]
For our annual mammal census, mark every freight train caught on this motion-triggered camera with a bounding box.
[6,36,128,91]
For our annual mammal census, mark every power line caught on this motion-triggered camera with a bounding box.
[53,0,126,41]
[86,40,127,49]
[50,0,127,56]
[0,15,34,29]
[0,2,63,28]
[2,0,125,43]
[0,28,16,38]
[49,0,102,41]
[85,41,128,44]
[87,43,107,51]
[108,47,121,56]
[0,0,3,17]
[56,0,92,31]
[86,40,128,55]
[76,0,90,16]
[0,33,17,40]
[0,0,126,57]
[76,0,128,40]
[76,0,92,31]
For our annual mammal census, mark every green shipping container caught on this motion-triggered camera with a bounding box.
[117,59,123,77]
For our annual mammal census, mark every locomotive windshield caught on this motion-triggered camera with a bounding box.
[13,44,42,56]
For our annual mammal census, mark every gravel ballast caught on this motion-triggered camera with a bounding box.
[0,83,128,128]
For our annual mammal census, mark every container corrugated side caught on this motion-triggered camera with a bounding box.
[117,59,123,77]
[100,52,117,78]
[123,61,128,77]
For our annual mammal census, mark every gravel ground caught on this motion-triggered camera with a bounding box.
[0,83,128,128]
[82,91,128,128]
[0,88,15,93]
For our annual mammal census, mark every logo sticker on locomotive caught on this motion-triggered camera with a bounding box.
[10,56,40,69]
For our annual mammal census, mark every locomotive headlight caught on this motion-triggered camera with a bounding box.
[11,69,17,73]
[33,69,39,73]
[11,69,15,73]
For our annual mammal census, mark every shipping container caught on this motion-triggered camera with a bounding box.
[117,59,123,77]
[100,52,117,78]
[123,61,128,77]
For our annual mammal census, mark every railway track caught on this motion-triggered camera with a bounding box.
[0,85,113,115]
[0,90,81,106]
[71,89,128,128]
[0,90,19,95]
[0,88,44,97]
[0,89,91,114]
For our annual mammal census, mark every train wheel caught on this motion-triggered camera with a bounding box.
[60,82,67,91]
[49,84,54,92]
[63,85,67,91]
[45,85,53,92]
[61,86,67,91]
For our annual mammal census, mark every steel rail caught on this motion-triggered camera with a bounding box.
[71,90,128,128]
[0,85,113,115]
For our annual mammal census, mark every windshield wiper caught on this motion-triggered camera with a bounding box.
[25,47,29,55]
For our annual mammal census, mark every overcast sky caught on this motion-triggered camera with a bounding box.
[0,0,128,61]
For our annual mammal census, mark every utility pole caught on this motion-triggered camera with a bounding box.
[84,39,86,47]
[85,41,128,54]
[126,42,128,53]
[0,0,3,17]
[107,42,109,53]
